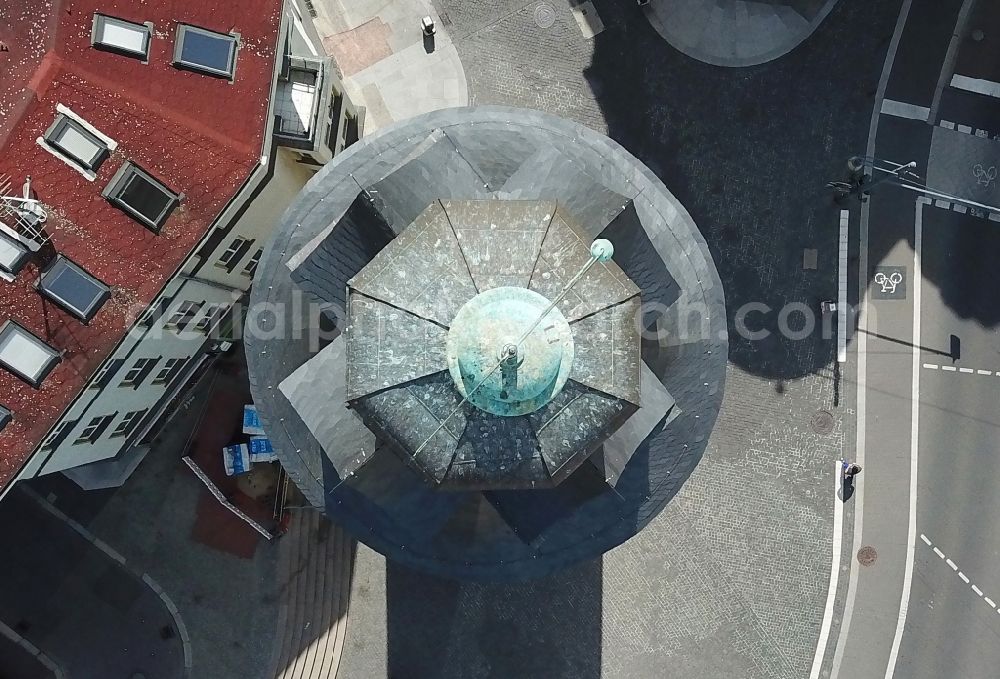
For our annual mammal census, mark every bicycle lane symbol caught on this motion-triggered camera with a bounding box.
[873,266,906,299]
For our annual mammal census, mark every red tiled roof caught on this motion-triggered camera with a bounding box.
[0,1,283,487]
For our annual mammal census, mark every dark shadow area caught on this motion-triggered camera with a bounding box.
[573,0,906,379]
[0,488,184,678]
[919,205,1000,328]
[0,623,57,678]
[386,556,602,679]
[423,32,436,53]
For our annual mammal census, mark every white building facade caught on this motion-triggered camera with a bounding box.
[15,0,363,491]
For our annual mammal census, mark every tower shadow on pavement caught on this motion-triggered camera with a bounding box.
[386,558,602,678]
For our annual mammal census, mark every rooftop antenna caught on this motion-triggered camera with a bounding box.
[0,173,48,251]
[412,239,616,458]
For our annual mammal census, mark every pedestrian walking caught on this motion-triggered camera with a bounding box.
[842,461,862,480]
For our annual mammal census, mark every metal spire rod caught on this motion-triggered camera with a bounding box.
[412,239,616,458]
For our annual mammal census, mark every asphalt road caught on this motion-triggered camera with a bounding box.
[894,206,1000,679]
[833,0,1000,676]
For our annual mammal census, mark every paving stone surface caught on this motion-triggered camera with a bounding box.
[331,0,902,676]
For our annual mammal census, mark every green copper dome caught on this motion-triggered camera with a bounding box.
[446,286,574,416]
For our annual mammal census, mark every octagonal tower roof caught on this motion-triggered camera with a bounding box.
[344,200,642,490]
[245,107,728,581]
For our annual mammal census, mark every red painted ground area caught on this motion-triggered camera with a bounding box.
[0,0,283,488]
[188,363,275,559]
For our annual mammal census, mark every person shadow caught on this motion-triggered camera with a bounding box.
[839,475,855,502]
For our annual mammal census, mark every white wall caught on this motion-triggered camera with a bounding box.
[194,149,315,291]
[36,277,240,475]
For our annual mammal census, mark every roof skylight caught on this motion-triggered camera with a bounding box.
[0,232,30,277]
[0,321,60,387]
[92,14,152,60]
[173,24,238,78]
[43,115,110,172]
[38,256,111,322]
[102,162,179,232]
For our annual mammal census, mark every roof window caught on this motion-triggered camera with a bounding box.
[38,256,110,322]
[0,321,60,387]
[102,162,179,233]
[92,14,152,60]
[43,114,110,173]
[173,24,239,79]
[0,231,30,277]
[0,405,10,433]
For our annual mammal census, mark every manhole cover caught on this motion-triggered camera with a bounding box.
[811,409,834,434]
[534,2,557,28]
[857,546,877,566]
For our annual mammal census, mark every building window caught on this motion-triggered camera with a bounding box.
[119,357,159,388]
[102,162,179,233]
[0,231,30,277]
[165,300,203,330]
[90,358,124,389]
[91,14,152,60]
[110,409,147,439]
[173,24,239,79]
[152,357,186,385]
[74,414,116,445]
[242,248,262,277]
[0,321,60,388]
[43,114,110,172]
[136,299,167,328]
[216,237,253,271]
[38,256,111,322]
[0,405,11,433]
[40,419,77,451]
[194,304,228,334]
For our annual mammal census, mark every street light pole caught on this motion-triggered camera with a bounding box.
[829,156,918,203]
[839,155,1000,214]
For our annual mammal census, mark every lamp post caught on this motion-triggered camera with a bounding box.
[828,156,918,203]
[832,155,1000,214]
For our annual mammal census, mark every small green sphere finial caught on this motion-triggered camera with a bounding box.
[591,239,614,262]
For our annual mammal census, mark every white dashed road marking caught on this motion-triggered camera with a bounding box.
[921,534,1000,616]
[922,363,1000,376]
